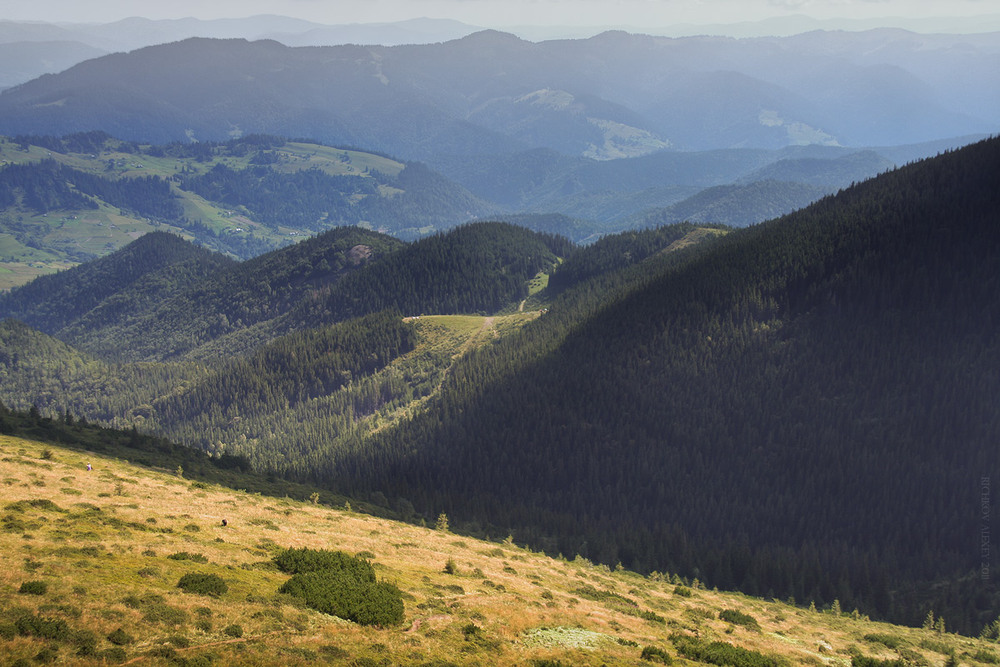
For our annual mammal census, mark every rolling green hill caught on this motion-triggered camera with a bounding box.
[624,180,831,229]
[0,133,497,288]
[0,221,565,362]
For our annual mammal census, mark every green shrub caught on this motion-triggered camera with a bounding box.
[639,609,667,624]
[223,624,243,638]
[107,627,135,645]
[719,609,762,631]
[147,645,176,659]
[862,633,906,650]
[974,648,1000,664]
[273,547,374,579]
[34,646,58,663]
[5,498,63,512]
[177,573,228,597]
[573,584,636,606]
[274,547,404,627]
[123,595,189,626]
[279,572,404,627]
[14,614,71,640]
[167,551,208,563]
[76,645,98,658]
[319,645,350,659]
[851,657,907,667]
[918,637,953,654]
[99,647,128,663]
[641,645,674,664]
[18,580,48,595]
[670,632,787,667]
[673,585,694,597]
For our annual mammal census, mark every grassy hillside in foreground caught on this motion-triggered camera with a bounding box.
[3,434,999,667]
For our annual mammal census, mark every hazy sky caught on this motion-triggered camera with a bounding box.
[3,0,998,30]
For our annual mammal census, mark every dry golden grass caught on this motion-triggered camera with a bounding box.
[1,434,996,666]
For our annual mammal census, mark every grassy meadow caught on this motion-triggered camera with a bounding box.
[2,433,998,666]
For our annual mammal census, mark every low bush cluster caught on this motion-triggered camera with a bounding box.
[177,573,228,597]
[106,627,135,646]
[862,633,906,650]
[719,608,761,631]
[274,547,404,627]
[669,632,788,667]
[850,657,908,667]
[14,614,72,640]
[638,609,666,624]
[274,547,374,578]
[167,551,208,563]
[122,593,189,626]
[641,645,673,664]
[18,580,48,595]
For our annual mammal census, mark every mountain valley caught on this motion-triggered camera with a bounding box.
[0,17,998,663]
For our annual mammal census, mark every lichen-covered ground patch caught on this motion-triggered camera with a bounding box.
[522,626,616,649]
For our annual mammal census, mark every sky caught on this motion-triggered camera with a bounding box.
[2,0,999,34]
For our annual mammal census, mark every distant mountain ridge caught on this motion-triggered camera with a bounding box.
[0,131,932,291]
[0,30,995,160]
[0,16,484,91]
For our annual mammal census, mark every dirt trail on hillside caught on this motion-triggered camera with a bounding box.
[454,316,495,359]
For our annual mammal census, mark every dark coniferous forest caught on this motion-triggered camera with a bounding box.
[322,137,1000,633]
[1,137,999,637]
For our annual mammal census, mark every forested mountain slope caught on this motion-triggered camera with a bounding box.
[0,231,233,334]
[0,220,579,457]
[320,137,1000,634]
[625,180,830,229]
[0,226,404,361]
[0,222,566,362]
[288,222,570,327]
